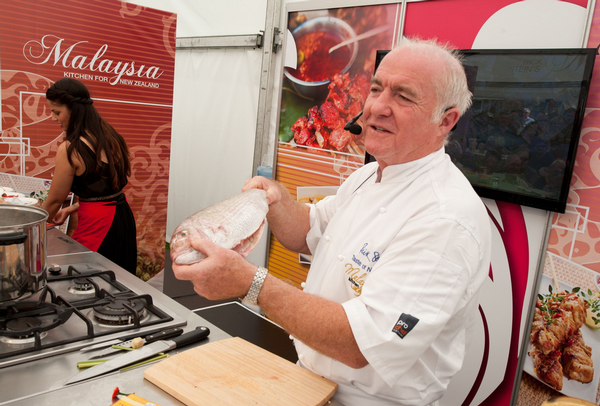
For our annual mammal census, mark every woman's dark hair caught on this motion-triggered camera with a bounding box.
[46,78,131,190]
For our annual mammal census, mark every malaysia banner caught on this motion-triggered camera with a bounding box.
[0,0,176,280]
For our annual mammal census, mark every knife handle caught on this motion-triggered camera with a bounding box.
[119,326,172,342]
[172,326,210,348]
[145,328,184,344]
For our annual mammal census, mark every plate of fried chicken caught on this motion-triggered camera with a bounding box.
[524,274,599,402]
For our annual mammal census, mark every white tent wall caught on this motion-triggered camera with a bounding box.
[168,48,263,227]
[125,0,268,37]
[124,1,271,267]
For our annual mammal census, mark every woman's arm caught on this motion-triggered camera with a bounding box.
[51,201,79,225]
[41,142,79,221]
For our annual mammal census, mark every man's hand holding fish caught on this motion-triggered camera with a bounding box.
[171,236,257,301]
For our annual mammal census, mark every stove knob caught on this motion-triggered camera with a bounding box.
[48,264,62,275]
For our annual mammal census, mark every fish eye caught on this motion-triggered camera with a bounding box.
[179,230,189,237]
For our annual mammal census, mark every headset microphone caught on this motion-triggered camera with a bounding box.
[344,111,363,135]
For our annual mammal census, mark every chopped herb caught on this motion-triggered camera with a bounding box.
[580,289,600,326]
[538,283,600,326]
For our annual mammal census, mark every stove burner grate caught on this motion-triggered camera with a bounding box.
[7,316,42,332]
[93,297,147,325]
[68,277,97,295]
[1,330,48,344]
[0,300,73,344]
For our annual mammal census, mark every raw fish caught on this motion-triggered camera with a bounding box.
[170,189,269,265]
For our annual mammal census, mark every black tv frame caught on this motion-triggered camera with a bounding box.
[367,48,597,213]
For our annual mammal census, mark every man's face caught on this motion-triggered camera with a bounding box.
[362,47,454,168]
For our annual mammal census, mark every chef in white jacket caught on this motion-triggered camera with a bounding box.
[173,37,492,406]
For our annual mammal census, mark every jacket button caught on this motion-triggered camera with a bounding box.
[338,255,344,261]
[301,282,306,288]
[379,207,386,214]
[324,235,331,242]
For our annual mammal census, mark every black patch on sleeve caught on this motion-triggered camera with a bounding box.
[392,313,419,339]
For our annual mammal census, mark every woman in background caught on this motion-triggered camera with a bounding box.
[42,78,137,275]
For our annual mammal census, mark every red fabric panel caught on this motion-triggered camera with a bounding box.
[72,201,116,252]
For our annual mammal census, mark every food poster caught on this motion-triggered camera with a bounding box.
[521,254,600,403]
[516,4,600,404]
[0,0,176,280]
[271,3,399,287]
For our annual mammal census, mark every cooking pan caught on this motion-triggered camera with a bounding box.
[0,204,48,302]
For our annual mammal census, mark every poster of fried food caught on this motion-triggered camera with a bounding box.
[269,4,399,289]
[522,252,600,403]
[280,5,398,157]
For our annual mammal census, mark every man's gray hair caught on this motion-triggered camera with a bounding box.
[394,37,473,124]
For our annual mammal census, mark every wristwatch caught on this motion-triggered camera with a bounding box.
[242,266,269,305]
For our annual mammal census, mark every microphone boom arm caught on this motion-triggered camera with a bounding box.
[344,111,363,135]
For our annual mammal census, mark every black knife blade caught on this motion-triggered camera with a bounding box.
[66,326,210,385]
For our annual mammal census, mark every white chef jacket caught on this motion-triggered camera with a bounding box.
[295,147,492,406]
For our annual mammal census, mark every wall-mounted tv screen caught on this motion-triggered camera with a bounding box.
[367,48,597,213]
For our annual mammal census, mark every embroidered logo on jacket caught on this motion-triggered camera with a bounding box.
[345,243,380,297]
[392,313,419,339]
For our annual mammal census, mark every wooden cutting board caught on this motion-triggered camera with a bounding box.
[144,337,337,406]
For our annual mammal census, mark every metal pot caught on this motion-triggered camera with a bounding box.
[0,204,48,302]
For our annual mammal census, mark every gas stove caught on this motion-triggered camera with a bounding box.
[0,230,223,405]
[0,256,187,369]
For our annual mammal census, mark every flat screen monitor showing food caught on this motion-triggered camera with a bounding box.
[366,48,597,213]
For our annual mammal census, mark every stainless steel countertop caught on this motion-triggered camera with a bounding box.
[0,230,231,406]
[46,227,91,257]
[1,310,230,406]
[1,229,344,406]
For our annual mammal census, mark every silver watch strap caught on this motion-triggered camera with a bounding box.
[242,266,269,305]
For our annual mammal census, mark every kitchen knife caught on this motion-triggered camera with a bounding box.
[66,326,210,385]
[80,326,185,353]
[87,327,184,359]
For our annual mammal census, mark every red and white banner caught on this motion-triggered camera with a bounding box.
[0,0,176,279]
